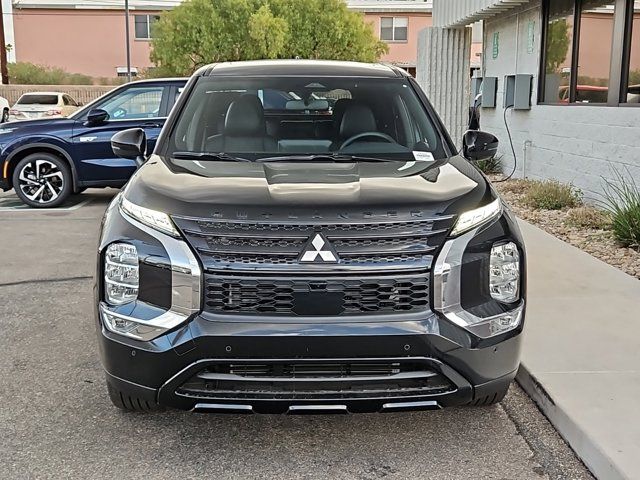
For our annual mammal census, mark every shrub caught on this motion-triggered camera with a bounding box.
[566,206,611,230]
[476,155,503,175]
[498,178,534,195]
[523,180,582,210]
[602,170,640,248]
[7,62,93,85]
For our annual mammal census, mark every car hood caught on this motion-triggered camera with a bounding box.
[123,154,495,220]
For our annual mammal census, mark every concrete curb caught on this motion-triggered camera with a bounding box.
[516,364,622,480]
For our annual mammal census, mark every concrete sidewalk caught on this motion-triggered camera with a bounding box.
[517,221,640,480]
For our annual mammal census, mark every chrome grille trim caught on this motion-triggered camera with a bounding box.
[172,215,454,274]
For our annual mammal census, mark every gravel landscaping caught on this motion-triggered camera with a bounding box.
[491,177,640,280]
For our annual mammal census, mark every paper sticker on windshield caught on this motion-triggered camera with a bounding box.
[413,151,435,162]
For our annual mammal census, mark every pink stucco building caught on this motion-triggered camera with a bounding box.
[4,0,440,79]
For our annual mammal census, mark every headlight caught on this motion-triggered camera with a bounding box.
[450,199,502,236]
[105,243,139,305]
[120,196,179,237]
[433,224,524,339]
[490,242,520,303]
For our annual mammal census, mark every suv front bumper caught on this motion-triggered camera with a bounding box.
[98,311,522,413]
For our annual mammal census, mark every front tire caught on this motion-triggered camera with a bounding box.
[12,153,73,208]
[1,108,8,123]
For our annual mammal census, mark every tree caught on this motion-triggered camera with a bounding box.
[248,5,289,59]
[150,0,388,76]
[545,19,570,74]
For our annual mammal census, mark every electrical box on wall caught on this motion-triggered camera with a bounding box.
[503,74,533,110]
[481,77,498,108]
[471,76,483,107]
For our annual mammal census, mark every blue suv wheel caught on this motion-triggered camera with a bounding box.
[12,152,73,208]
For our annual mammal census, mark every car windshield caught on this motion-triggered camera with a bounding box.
[17,94,58,105]
[166,76,446,161]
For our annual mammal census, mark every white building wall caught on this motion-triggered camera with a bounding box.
[478,1,640,199]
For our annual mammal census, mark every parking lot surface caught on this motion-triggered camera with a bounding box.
[0,189,593,480]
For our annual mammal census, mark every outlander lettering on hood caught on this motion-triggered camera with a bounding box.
[96,60,526,414]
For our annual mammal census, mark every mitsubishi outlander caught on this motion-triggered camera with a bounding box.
[96,60,526,413]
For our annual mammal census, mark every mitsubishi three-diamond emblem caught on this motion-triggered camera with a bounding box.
[299,233,339,263]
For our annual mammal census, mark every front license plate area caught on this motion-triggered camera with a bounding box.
[292,287,344,316]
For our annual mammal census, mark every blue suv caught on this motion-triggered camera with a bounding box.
[0,78,186,207]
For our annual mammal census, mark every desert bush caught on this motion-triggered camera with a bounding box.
[476,155,503,175]
[523,180,582,210]
[602,170,640,248]
[498,178,534,195]
[8,62,93,85]
[566,206,611,230]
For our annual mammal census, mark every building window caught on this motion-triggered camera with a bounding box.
[380,17,408,41]
[625,1,640,103]
[134,15,160,40]
[541,0,639,105]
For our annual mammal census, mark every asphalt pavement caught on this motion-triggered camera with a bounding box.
[0,189,593,480]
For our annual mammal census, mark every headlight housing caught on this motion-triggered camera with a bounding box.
[98,201,202,342]
[433,207,524,339]
[104,243,139,305]
[451,199,502,236]
[120,196,179,237]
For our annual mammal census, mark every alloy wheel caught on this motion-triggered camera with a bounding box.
[17,159,65,205]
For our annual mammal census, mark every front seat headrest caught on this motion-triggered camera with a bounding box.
[339,103,377,139]
[332,98,353,132]
[224,94,265,137]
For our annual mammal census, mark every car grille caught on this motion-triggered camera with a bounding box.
[172,216,454,273]
[204,274,429,316]
[176,360,455,400]
[171,214,455,317]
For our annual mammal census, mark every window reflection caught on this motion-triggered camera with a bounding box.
[627,2,640,103]
[543,0,575,103]
[576,1,615,103]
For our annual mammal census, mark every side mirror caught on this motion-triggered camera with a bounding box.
[86,108,109,126]
[111,128,146,167]
[462,130,499,162]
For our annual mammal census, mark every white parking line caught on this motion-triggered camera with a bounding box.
[0,197,92,211]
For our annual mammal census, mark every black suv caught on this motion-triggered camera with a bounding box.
[0,78,186,207]
[96,60,526,413]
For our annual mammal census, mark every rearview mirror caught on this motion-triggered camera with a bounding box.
[462,130,499,162]
[111,128,146,167]
[86,108,109,126]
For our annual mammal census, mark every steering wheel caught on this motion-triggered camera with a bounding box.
[340,132,396,149]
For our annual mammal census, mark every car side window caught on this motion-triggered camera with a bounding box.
[170,86,185,109]
[96,86,165,120]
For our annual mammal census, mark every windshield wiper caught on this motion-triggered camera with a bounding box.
[171,151,252,162]
[256,154,397,164]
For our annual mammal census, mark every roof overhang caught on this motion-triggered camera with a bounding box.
[12,0,181,10]
[433,0,531,27]
[347,1,432,13]
[13,0,433,12]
